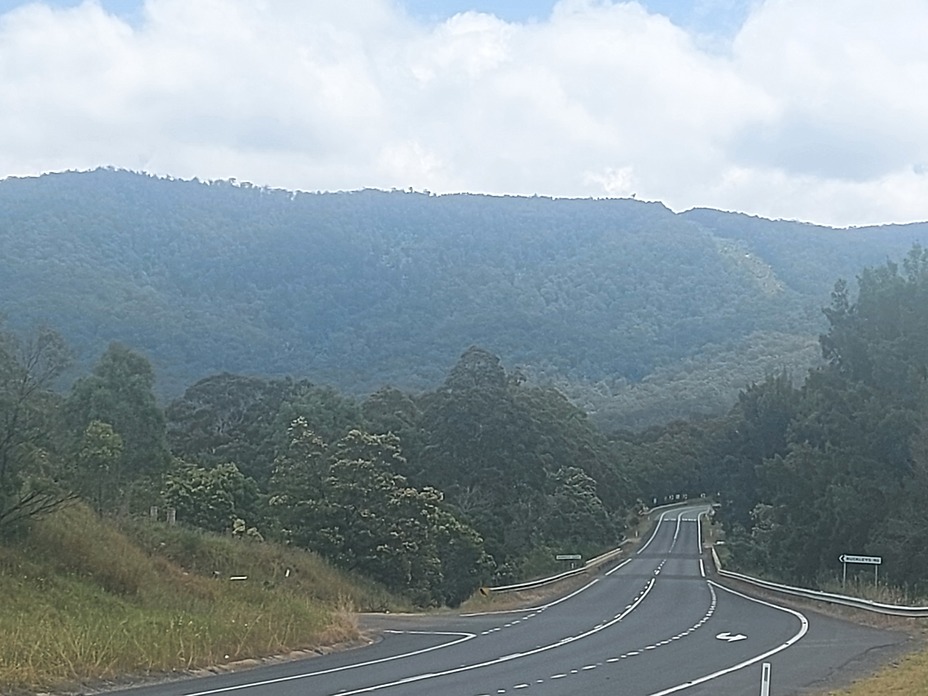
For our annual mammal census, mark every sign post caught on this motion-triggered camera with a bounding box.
[839,554,882,587]
[556,553,582,569]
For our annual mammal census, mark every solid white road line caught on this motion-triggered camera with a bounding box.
[178,631,476,696]
[330,578,659,695]
[184,504,715,696]
[646,581,808,696]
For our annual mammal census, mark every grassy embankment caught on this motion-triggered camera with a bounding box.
[824,650,928,696]
[0,504,403,694]
[18,500,925,694]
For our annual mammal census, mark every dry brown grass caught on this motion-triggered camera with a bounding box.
[0,504,403,693]
[824,644,928,695]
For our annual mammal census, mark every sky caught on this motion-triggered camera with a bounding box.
[0,0,926,227]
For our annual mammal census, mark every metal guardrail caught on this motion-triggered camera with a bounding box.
[485,564,589,594]
[483,541,635,594]
[710,547,928,618]
[482,502,699,594]
[485,503,928,616]
[584,541,631,568]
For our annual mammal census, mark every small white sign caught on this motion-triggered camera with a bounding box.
[839,554,882,565]
[556,554,582,561]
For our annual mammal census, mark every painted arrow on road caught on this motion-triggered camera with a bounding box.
[716,632,748,642]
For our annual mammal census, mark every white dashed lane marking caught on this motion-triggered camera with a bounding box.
[470,537,719,695]
[468,517,717,695]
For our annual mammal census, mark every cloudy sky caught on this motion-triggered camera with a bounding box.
[1,0,926,227]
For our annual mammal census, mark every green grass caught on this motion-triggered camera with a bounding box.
[0,504,404,693]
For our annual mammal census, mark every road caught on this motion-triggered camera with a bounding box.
[108,506,906,696]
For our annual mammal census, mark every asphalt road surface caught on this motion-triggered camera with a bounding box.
[106,506,907,696]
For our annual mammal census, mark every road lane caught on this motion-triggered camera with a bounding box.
[104,506,905,696]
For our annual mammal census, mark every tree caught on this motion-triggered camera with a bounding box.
[718,249,928,585]
[0,325,73,536]
[166,373,361,487]
[73,420,123,513]
[544,466,614,546]
[268,419,491,605]
[719,371,799,529]
[870,394,928,592]
[412,347,630,579]
[361,387,425,478]
[444,346,508,393]
[162,461,259,534]
[66,343,168,512]
[821,246,928,405]
[166,373,293,487]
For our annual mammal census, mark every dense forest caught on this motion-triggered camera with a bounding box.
[0,330,641,606]
[611,245,928,593]
[2,168,925,430]
[4,239,928,600]
[3,168,928,604]
[713,246,928,591]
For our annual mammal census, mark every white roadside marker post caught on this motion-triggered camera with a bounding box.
[760,662,771,696]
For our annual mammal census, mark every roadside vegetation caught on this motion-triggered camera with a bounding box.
[1,324,634,610]
[0,504,400,693]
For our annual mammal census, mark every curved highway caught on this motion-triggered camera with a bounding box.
[109,506,906,696]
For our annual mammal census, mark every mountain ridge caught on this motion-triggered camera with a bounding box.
[2,168,924,429]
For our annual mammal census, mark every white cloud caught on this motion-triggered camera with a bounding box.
[0,0,927,226]
[730,0,928,180]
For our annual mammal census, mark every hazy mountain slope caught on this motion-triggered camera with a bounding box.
[682,208,928,297]
[1,169,923,426]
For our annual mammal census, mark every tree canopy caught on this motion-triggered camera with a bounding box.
[715,246,928,591]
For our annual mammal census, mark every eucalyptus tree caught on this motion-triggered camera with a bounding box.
[166,373,361,487]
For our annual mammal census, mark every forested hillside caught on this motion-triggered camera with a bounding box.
[0,321,634,607]
[601,245,928,594]
[1,168,925,430]
[713,246,928,590]
[4,226,928,686]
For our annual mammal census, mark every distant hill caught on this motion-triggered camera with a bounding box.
[1,169,924,429]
